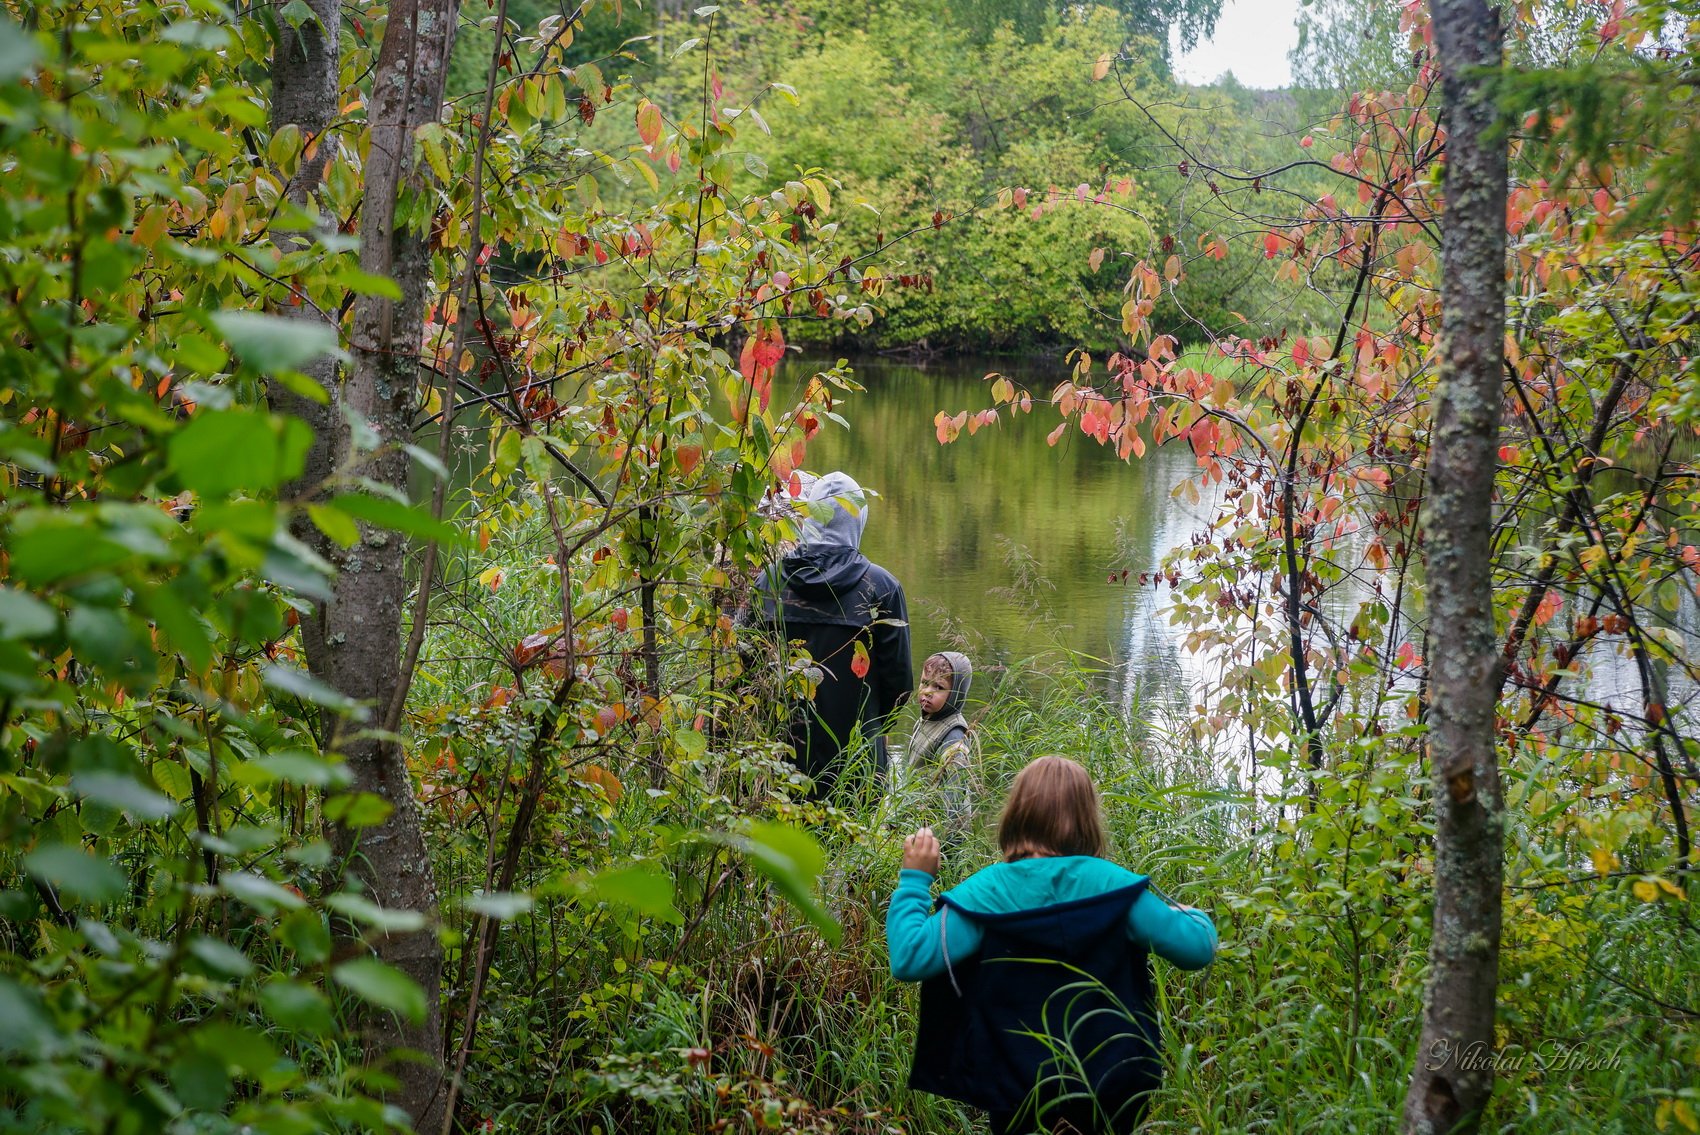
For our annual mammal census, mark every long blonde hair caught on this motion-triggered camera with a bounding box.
[997,755,1107,861]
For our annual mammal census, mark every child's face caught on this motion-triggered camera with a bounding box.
[917,671,952,716]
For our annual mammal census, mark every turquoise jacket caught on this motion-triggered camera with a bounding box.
[887,856,1218,982]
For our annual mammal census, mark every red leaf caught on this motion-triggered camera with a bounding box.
[636,99,663,147]
[611,608,629,633]
[1264,231,1281,259]
[850,641,870,679]
[676,444,702,475]
[515,631,552,667]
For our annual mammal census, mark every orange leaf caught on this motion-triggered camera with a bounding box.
[636,99,663,147]
[850,640,870,679]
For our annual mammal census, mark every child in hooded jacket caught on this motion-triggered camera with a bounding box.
[887,755,1217,1135]
[906,651,977,851]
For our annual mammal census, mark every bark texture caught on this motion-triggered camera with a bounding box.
[1402,3,1508,1133]
[269,0,340,505]
[281,0,459,1128]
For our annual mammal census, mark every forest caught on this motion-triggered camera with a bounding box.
[0,0,1696,1133]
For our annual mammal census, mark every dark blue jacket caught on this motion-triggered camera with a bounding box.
[908,883,1160,1131]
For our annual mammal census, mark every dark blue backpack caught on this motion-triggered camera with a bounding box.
[907,882,1160,1134]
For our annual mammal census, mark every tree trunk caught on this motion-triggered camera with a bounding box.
[269,0,340,518]
[1402,3,1508,1133]
[282,0,459,1128]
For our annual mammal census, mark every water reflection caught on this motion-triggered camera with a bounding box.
[800,355,1700,761]
[798,354,1210,714]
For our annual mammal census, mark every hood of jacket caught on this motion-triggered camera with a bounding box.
[926,651,972,718]
[778,543,870,597]
[943,855,1144,918]
[795,470,868,551]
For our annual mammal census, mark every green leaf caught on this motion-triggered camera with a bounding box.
[220,871,307,913]
[322,791,394,829]
[173,332,229,376]
[171,1049,230,1112]
[581,866,680,924]
[0,16,40,85]
[212,310,342,374]
[73,772,180,822]
[146,584,214,672]
[66,606,144,675]
[0,587,57,639]
[188,936,254,978]
[713,823,838,944]
[493,429,522,476]
[275,908,331,963]
[333,958,426,1023]
[260,664,362,713]
[3,520,130,585]
[463,890,534,920]
[327,493,465,546]
[251,751,349,788]
[329,265,403,301]
[0,977,64,1057]
[327,892,428,934]
[307,503,360,548]
[259,979,336,1036]
[168,409,280,497]
[24,843,127,904]
[324,492,465,547]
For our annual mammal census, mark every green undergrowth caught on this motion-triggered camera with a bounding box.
[422,635,1696,1133]
[411,511,1693,1135]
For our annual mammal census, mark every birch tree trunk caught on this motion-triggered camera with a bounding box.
[1402,2,1508,1132]
[275,0,458,1127]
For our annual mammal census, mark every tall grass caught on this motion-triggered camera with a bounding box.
[412,526,1694,1134]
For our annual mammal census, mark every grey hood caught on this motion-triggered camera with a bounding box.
[795,470,869,551]
[932,651,972,717]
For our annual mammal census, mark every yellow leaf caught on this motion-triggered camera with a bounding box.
[134,205,169,248]
[1092,53,1113,81]
[1657,1099,1673,1132]
[1579,543,1607,573]
[1676,1100,1698,1133]
[1589,846,1618,875]
[1658,877,1684,897]
[1632,880,1660,903]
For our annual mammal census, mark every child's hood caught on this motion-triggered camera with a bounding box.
[933,651,972,717]
[943,855,1145,916]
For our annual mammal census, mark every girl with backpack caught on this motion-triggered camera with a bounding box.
[886,754,1217,1134]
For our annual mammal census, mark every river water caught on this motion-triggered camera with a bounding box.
[799,353,1212,721]
[798,353,1700,745]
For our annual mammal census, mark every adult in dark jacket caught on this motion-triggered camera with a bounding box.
[753,471,912,798]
